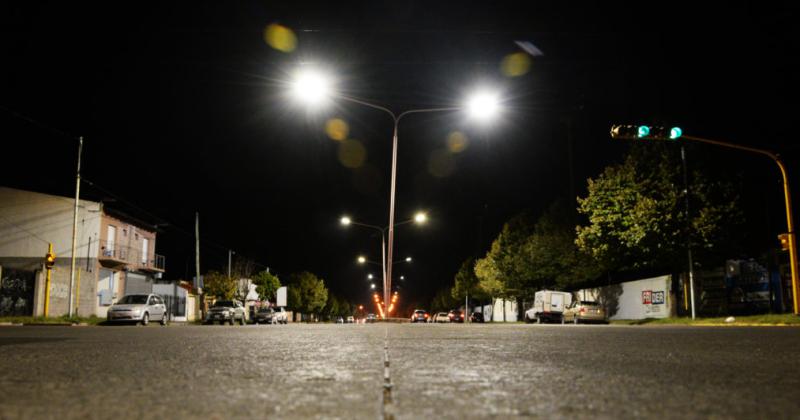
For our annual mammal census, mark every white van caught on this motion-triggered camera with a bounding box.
[524,290,573,323]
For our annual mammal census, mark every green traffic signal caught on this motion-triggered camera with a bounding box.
[611,124,683,141]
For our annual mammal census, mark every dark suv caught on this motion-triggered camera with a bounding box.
[470,311,485,323]
[410,309,429,323]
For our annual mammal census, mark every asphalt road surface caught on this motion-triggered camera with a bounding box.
[0,323,798,419]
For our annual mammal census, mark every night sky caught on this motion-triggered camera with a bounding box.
[3,1,799,311]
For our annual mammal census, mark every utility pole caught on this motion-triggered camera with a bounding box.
[68,136,83,317]
[228,249,235,278]
[681,146,697,319]
[195,212,202,320]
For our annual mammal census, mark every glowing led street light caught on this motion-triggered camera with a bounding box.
[340,216,352,226]
[291,69,331,104]
[414,212,427,224]
[357,255,366,264]
[466,90,500,121]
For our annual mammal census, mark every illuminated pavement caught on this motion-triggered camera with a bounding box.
[0,323,798,419]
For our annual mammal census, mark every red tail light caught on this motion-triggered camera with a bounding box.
[424,314,429,318]
[580,307,586,313]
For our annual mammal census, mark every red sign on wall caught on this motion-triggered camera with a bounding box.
[642,290,652,304]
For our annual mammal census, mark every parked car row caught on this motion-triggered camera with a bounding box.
[410,291,609,325]
[105,293,293,326]
[334,316,356,323]
[253,306,288,324]
[409,309,486,323]
[524,290,608,324]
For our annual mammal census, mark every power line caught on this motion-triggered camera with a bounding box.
[0,106,78,140]
[82,178,271,271]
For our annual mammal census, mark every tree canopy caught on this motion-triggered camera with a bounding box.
[251,270,281,302]
[451,257,488,301]
[576,143,742,272]
[286,271,329,315]
[203,271,237,299]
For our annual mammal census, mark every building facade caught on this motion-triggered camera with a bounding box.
[0,187,165,317]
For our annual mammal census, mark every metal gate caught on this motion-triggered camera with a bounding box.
[0,268,36,316]
[124,272,152,295]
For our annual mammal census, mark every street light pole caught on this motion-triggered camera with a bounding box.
[347,216,422,316]
[336,95,459,316]
[292,72,499,317]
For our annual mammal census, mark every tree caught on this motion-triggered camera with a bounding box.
[576,143,742,272]
[523,201,602,290]
[474,249,505,298]
[451,257,488,301]
[474,212,538,302]
[322,294,339,319]
[203,271,237,299]
[251,270,281,302]
[287,271,329,316]
[430,287,457,313]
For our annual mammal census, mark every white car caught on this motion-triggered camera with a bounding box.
[271,307,288,324]
[433,312,450,323]
[107,294,168,326]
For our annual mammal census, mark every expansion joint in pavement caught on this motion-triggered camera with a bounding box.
[381,327,396,420]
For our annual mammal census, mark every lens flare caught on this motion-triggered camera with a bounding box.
[325,118,349,141]
[446,131,468,153]
[500,52,531,77]
[264,23,297,53]
[338,139,367,169]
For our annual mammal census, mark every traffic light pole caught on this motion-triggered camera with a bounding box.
[44,243,54,317]
[681,135,799,315]
[680,146,697,319]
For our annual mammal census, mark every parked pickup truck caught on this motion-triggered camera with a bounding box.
[524,290,573,324]
[206,299,247,325]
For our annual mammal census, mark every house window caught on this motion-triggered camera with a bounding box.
[106,225,116,255]
[142,238,149,264]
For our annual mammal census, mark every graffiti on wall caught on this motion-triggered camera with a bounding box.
[0,268,35,316]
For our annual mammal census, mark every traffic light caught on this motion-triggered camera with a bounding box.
[778,233,791,251]
[610,124,683,141]
[45,251,56,269]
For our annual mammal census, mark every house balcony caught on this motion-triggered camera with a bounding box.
[98,239,165,273]
[140,254,166,273]
[98,239,132,268]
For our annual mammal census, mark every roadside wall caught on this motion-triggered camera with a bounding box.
[577,275,673,320]
[482,298,518,322]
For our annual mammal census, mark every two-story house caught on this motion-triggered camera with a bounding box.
[0,186,165,317]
